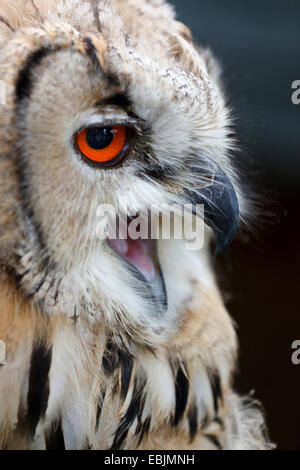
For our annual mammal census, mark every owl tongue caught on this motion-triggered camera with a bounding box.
[107,237,156,282]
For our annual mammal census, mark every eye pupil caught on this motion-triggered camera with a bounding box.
[86,127,114,150]
[76,125,130,167]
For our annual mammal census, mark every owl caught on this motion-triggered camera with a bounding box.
[0,0,271,450]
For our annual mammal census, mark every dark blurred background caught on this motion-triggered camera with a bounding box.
[172,0,300,449]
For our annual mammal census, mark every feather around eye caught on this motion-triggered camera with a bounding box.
[76,125,129,167]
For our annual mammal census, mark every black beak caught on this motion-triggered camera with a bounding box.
[184,163,239,254]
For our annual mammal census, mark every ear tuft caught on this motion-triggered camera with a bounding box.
[175,21,193,44]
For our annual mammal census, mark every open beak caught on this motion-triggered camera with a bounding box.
[107,219,167,314]
[106,162,239,315]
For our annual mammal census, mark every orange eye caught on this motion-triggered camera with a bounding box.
[76,125,130,167]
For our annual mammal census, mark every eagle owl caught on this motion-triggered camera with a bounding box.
[0,0,271,450]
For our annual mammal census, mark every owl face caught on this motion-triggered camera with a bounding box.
[0,0,240,345]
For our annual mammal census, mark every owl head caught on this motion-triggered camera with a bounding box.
[0,0,243,347]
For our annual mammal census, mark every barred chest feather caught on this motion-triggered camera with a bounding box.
[0,277,268,450]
